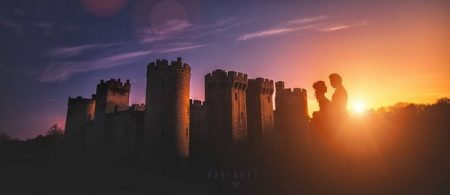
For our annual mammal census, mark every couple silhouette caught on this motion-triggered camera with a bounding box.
[310,73,348,157]
[312,73,347,116]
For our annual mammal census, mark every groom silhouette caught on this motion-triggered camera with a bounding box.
[329,73,347,114]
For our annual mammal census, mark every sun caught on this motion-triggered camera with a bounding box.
[351,99,367,114]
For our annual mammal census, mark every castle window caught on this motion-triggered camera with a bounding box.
[114,105,118,112]
[235,92,238,100]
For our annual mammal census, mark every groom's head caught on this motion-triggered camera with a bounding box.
[329,73,342,88]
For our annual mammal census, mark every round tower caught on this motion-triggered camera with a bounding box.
[145,57,191,158]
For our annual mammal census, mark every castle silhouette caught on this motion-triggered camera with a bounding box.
[64,57,309,159]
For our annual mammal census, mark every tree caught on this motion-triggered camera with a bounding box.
[0,132,11,142]
[45,124,64,143]
[46,124,64,137]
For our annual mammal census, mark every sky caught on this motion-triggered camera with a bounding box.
[0,0,449,139]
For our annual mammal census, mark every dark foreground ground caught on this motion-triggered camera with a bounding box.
[1,100,450,194]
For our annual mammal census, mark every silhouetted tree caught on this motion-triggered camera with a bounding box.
[46,124,64,138]
[0,132,10,143]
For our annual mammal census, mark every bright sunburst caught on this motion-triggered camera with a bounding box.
[351,99,367,114]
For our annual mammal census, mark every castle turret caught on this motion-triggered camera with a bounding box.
[94,78,130,142]
[205,69,248,149]
[247,78,275,143]
[64,96,96,147]
[145,57,191,158]
[274,81,309,147]
[189,99,207,159]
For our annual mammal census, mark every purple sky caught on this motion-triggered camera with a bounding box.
[1,0,449,139]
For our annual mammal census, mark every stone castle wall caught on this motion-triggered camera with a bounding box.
[274,81,310,147]
[247,78,275,143]
[64,57,313,160]
[65,96,96,146]
[105,110,145,155]
[189,99,207,158]
[94,79,131,143]
[205,69,248,148]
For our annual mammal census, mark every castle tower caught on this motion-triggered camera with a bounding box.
[205,70,248,149]
[274,81,309,147]
[189,99,207,159]
[64,96,96,146]
[94,79,130,141]
[145,57,191,158]
[247,78,275,143]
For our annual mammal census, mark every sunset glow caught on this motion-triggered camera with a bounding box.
[0,0,449,139]
[351,99,367,115]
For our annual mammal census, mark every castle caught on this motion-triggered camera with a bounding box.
[64,58,309,159]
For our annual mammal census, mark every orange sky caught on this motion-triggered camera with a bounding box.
[218,1,450,113]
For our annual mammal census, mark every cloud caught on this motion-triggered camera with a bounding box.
[13,8,25,16]
[156,20,192,35]
[138,17,244,44]
[237,16,368,41]
[285,15,327,25]
[38,16,246,81]
[237,27,298,41]
[0,18,23,34]
[34,21,78,35]
[40,43,207,81]
[48,43,118,57]
[40,50,155,81]
[161,44,207,53]
[237,15,326,41]
[138,19,192,43]
[319,20,368,32]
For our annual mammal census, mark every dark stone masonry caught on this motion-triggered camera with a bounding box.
[64,57,310,159]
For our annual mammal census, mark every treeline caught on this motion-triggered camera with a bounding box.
[368,98,450,191]
[0,124,64,165]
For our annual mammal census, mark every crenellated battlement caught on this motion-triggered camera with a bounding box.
[190,99,205,109]
[279,88,307,96]
[205,69,248,90]
[147,57,191,72]
[130,104,145,111]
[97,78,131,92]
[275,81,306,96]
[248,77,274,94]
[68,96,95,105]
[275,81,285,91]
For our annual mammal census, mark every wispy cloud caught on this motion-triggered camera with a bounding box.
[138,19,192,43]
[39,16,245,81]
[237,27,298,41]
[161,44,207,53]
[40,43,207,81]
[156,20,192,35]
[34,21,78,35]
[40,50,155,81]
[13,8,25,16]
[0,18,23,34]
[48,43,119,57]
[319,20,368,32]
[285,15,327,25]
[237,15,368,41]
[237,15,326,41]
